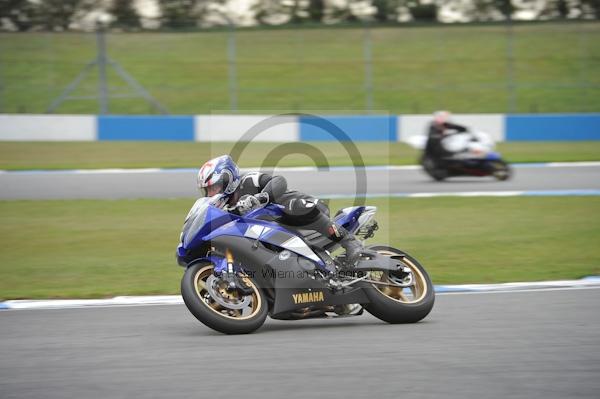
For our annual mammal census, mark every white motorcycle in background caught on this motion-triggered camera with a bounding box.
[407,130,512,181]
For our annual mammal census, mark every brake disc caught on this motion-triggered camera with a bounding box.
[387,266,414,287]
[205,275,252,310]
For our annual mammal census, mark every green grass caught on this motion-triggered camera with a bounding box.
[1,22,599,114]
[0,141,599,171]
[1,197,598,299]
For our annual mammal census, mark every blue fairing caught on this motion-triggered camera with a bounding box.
[179,200,325,267]
[201,255,229,273]
[202,215,289,242]
[334,206,365,233]
[245,203,285,219]
[201,203,286,242]
[486,152,502,161]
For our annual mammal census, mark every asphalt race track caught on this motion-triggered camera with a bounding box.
[1,164,600,199]
[2,163,599,398]
[1,288,599,399]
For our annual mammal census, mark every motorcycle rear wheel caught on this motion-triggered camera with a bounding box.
[181,262,268,334]
[362,246,435,324]
[491,161,512,181]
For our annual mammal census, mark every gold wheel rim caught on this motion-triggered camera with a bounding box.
[193,265,262,321]
[370,249,428,304]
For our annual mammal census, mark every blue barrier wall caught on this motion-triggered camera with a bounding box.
[506,114,600,141]
[299,115,397,141]
[98,116,195,141]
[3,113,599,142]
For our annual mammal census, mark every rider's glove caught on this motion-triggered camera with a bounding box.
[254,192,269,205]
[236,192,269,214]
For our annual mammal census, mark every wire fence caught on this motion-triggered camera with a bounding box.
[0,21,598,115]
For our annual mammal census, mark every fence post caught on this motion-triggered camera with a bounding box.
[505,18,517,113]
[577,22,590,112]
[363,22,374,114]
[293,29,304,111]
[227,21,238,113]
[96,23,109,114]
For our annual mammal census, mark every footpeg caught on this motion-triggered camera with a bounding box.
[328,278,344,291]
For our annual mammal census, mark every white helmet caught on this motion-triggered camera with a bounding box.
[197,155,240,197]
[433,110,451,125]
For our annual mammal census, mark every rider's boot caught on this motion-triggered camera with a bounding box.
[331,224,363,268]
[308,212,364,269]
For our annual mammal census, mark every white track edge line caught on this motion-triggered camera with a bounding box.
[2,161,600,175]
[2,279,599,311]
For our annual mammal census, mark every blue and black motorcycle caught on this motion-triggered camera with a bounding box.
[177,194,434,334]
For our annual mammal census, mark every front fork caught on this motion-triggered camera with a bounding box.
[210,248,254,296]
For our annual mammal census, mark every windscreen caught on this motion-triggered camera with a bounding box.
[181,194,226,248]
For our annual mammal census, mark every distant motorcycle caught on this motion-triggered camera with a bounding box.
[411,130,512,181]
[176,194,435,334]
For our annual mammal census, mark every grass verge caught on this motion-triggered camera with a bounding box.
[1,196,598,299]
[0,141,599,171]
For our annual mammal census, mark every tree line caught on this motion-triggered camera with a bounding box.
[1,0,599,32]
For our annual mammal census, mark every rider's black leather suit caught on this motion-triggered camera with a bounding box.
[230,172,334,235]
[424,122,468,167]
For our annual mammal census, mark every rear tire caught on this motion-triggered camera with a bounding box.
[362,246,435,324]
[181,262,268,334]
[491,161,511,181]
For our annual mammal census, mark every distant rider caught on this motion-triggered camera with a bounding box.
[197,155,364,268]
[424,110,469,167]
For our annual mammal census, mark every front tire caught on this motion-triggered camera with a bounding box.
[421,155,448,181]
[362,246,435,324]
[181,262,268,334]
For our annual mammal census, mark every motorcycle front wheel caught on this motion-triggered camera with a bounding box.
[421,155,448,181]
[361,246,435,324]
[181,262,268,334]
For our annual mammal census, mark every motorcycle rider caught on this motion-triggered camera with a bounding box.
[197,155,364,269]
[424,110,469,168]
